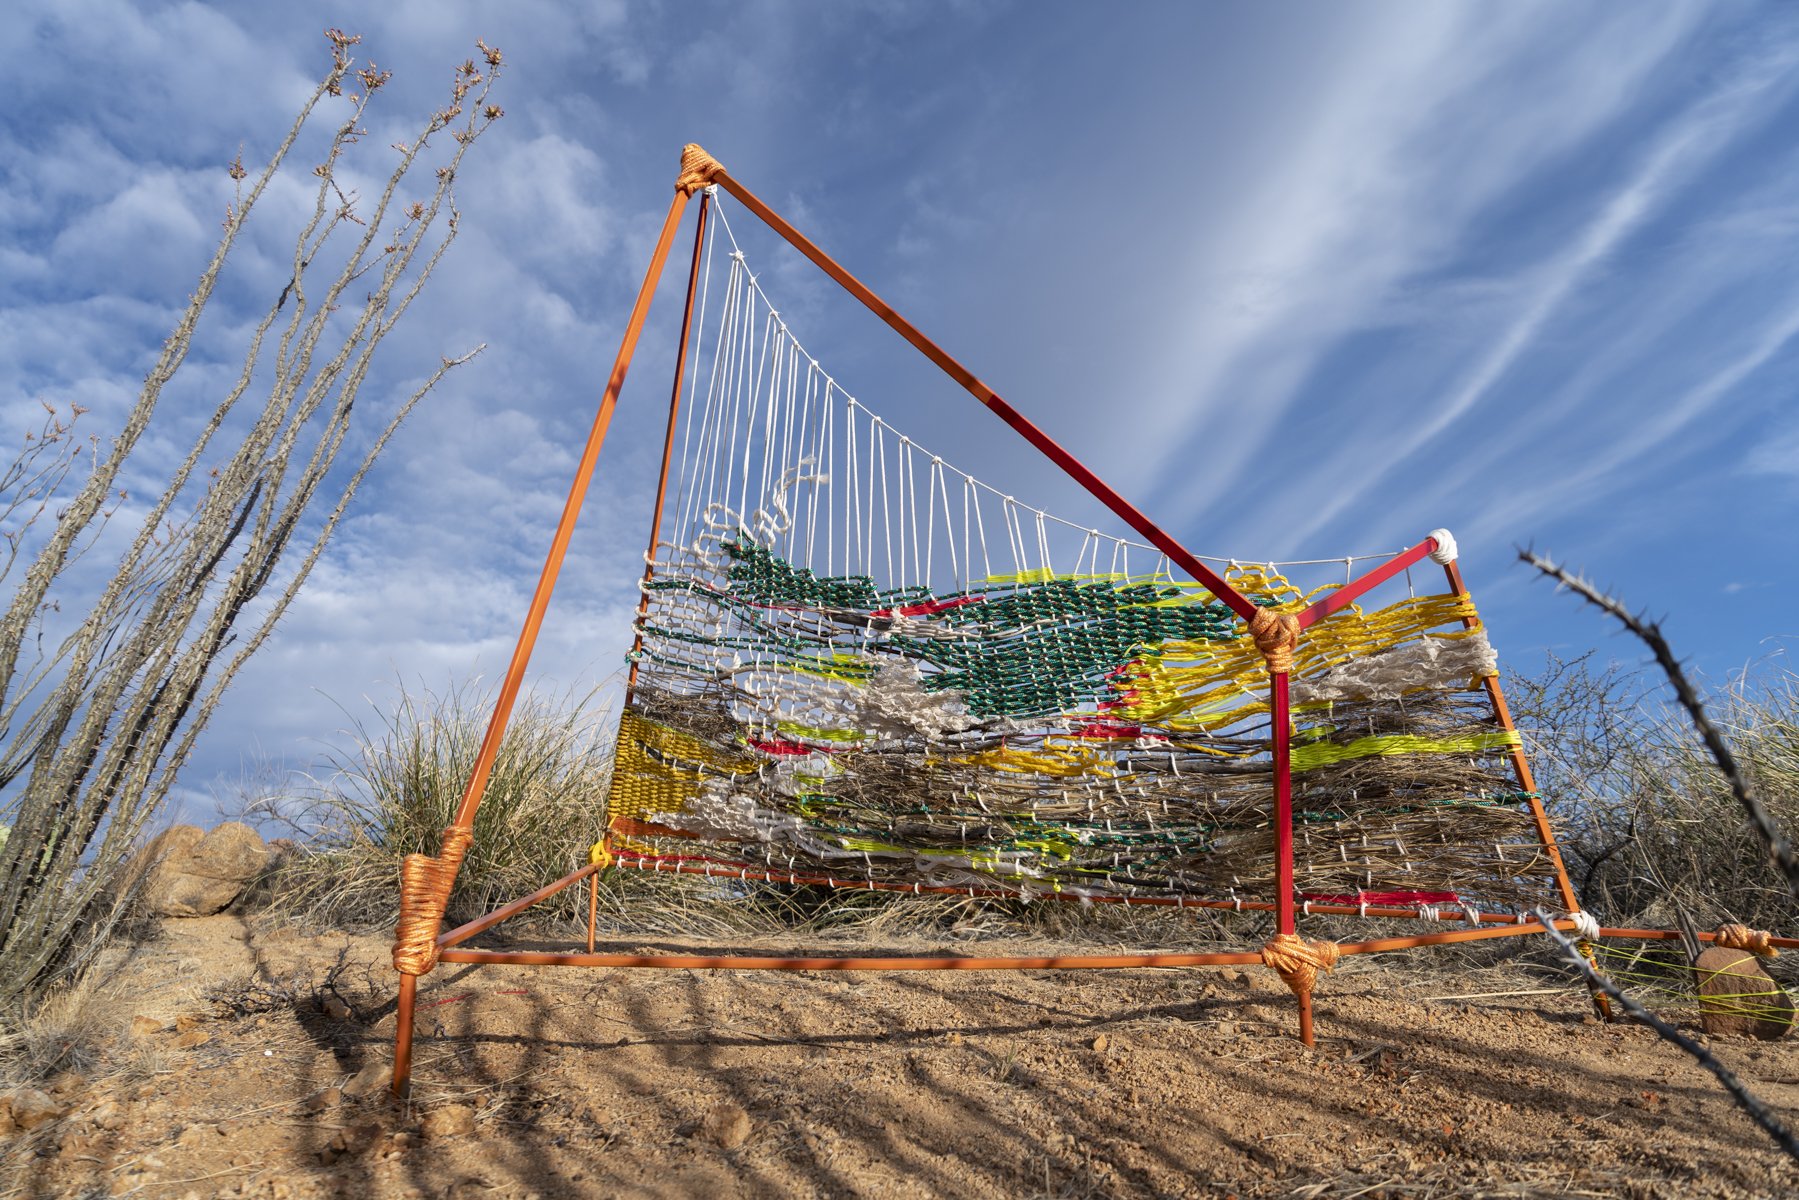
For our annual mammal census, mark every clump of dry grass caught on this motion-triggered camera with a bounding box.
[0,971,120,1085]
[253,681,615,931]
[1514,651,1799,939]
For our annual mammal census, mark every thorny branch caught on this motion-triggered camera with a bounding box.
[1532,910,1799,1162]
[1519,548,1799,901]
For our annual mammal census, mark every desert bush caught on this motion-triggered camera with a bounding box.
[258,682,613,930]
[0,31,505,1011]
[1513,651,1799,934]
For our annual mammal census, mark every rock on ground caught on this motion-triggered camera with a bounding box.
[132,823,270,917]
[1695,946,1796,1040]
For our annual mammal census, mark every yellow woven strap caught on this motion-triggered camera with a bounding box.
[676,143,723,195]
[1260,933,1341,997]
[1715,923,1779,958]
[392,825,474,977]
[589,836,614,869]
[1247,607,1300,675]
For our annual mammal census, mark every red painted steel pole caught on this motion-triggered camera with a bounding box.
[1297,535,1440,630]
[1272,672,1295,936]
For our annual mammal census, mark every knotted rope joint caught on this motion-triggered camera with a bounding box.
[1260,932,1341,997]
[1248,607,1301,675]
[1716,923,1779,959]
[393,825,474,977]
[677,143,724,196]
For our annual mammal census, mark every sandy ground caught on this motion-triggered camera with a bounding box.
[4,914,1798,1200]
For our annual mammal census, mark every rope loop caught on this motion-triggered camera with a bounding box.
[1247,607,1300,675]
[1259,932,1341,998]
[393,825,474,977]
[1716,923,1779,958]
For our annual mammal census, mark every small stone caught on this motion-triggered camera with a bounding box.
[57,1128,96,1156]
[130,1015,164,1038]
[176,1124,211,1147]
[1218,968,1244,984]
[173,1029,211,1049]
[1090,1033,1110,1052]
[944,1031,964,1046]
[300,1087,343,1115]
[47,1072,85,1098]
[342,1062,389,1099]
[7,1088,66,1131]
[700,1102,751,1150]
[175,1014,205,1033]
[422,1104,477,1140]
[322,996,352,1021]
[85,1098,125,1131]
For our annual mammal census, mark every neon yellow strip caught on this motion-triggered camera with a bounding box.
[1290,729,1521,772]
[776,721,864,743]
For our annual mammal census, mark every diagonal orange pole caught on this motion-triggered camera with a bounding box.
[703,162,1257,622]
[393,149,705,1100]
[449,172,700,832]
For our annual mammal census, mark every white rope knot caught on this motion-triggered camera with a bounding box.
[1563,910,1601,942]
[1426,528,1458,566]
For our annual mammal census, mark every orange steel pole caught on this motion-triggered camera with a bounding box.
[1596,927,1799,949]
[448,182,695,834]
[625,189,712,704]
[439,947,1264,970]
[435,861,602,951]
[393,975,417,1094]
[708,168,1258,622]
[587,872,600,954]
[1440,559,1580,915]
[1441,555,1610,1021]
[435,918,1587,972]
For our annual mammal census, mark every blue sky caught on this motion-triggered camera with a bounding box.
[7,1,1799,818]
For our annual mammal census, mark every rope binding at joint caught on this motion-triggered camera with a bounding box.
[677,143,725,196]
[393,824,474,977]
[1260,932,1341,998]
[1247,606,1300,675]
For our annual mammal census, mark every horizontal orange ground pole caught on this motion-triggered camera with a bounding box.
[1598,926,1799,950]
[435,917,1595,972]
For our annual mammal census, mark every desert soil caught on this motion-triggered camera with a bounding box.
[4,914,1798,1200]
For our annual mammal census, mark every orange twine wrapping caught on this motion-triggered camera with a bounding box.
[393,825,474,976]
[1715,923,1779,959]
[1260,933,1341,997]
[676,143,723,195]
[1248,607,1300,675]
